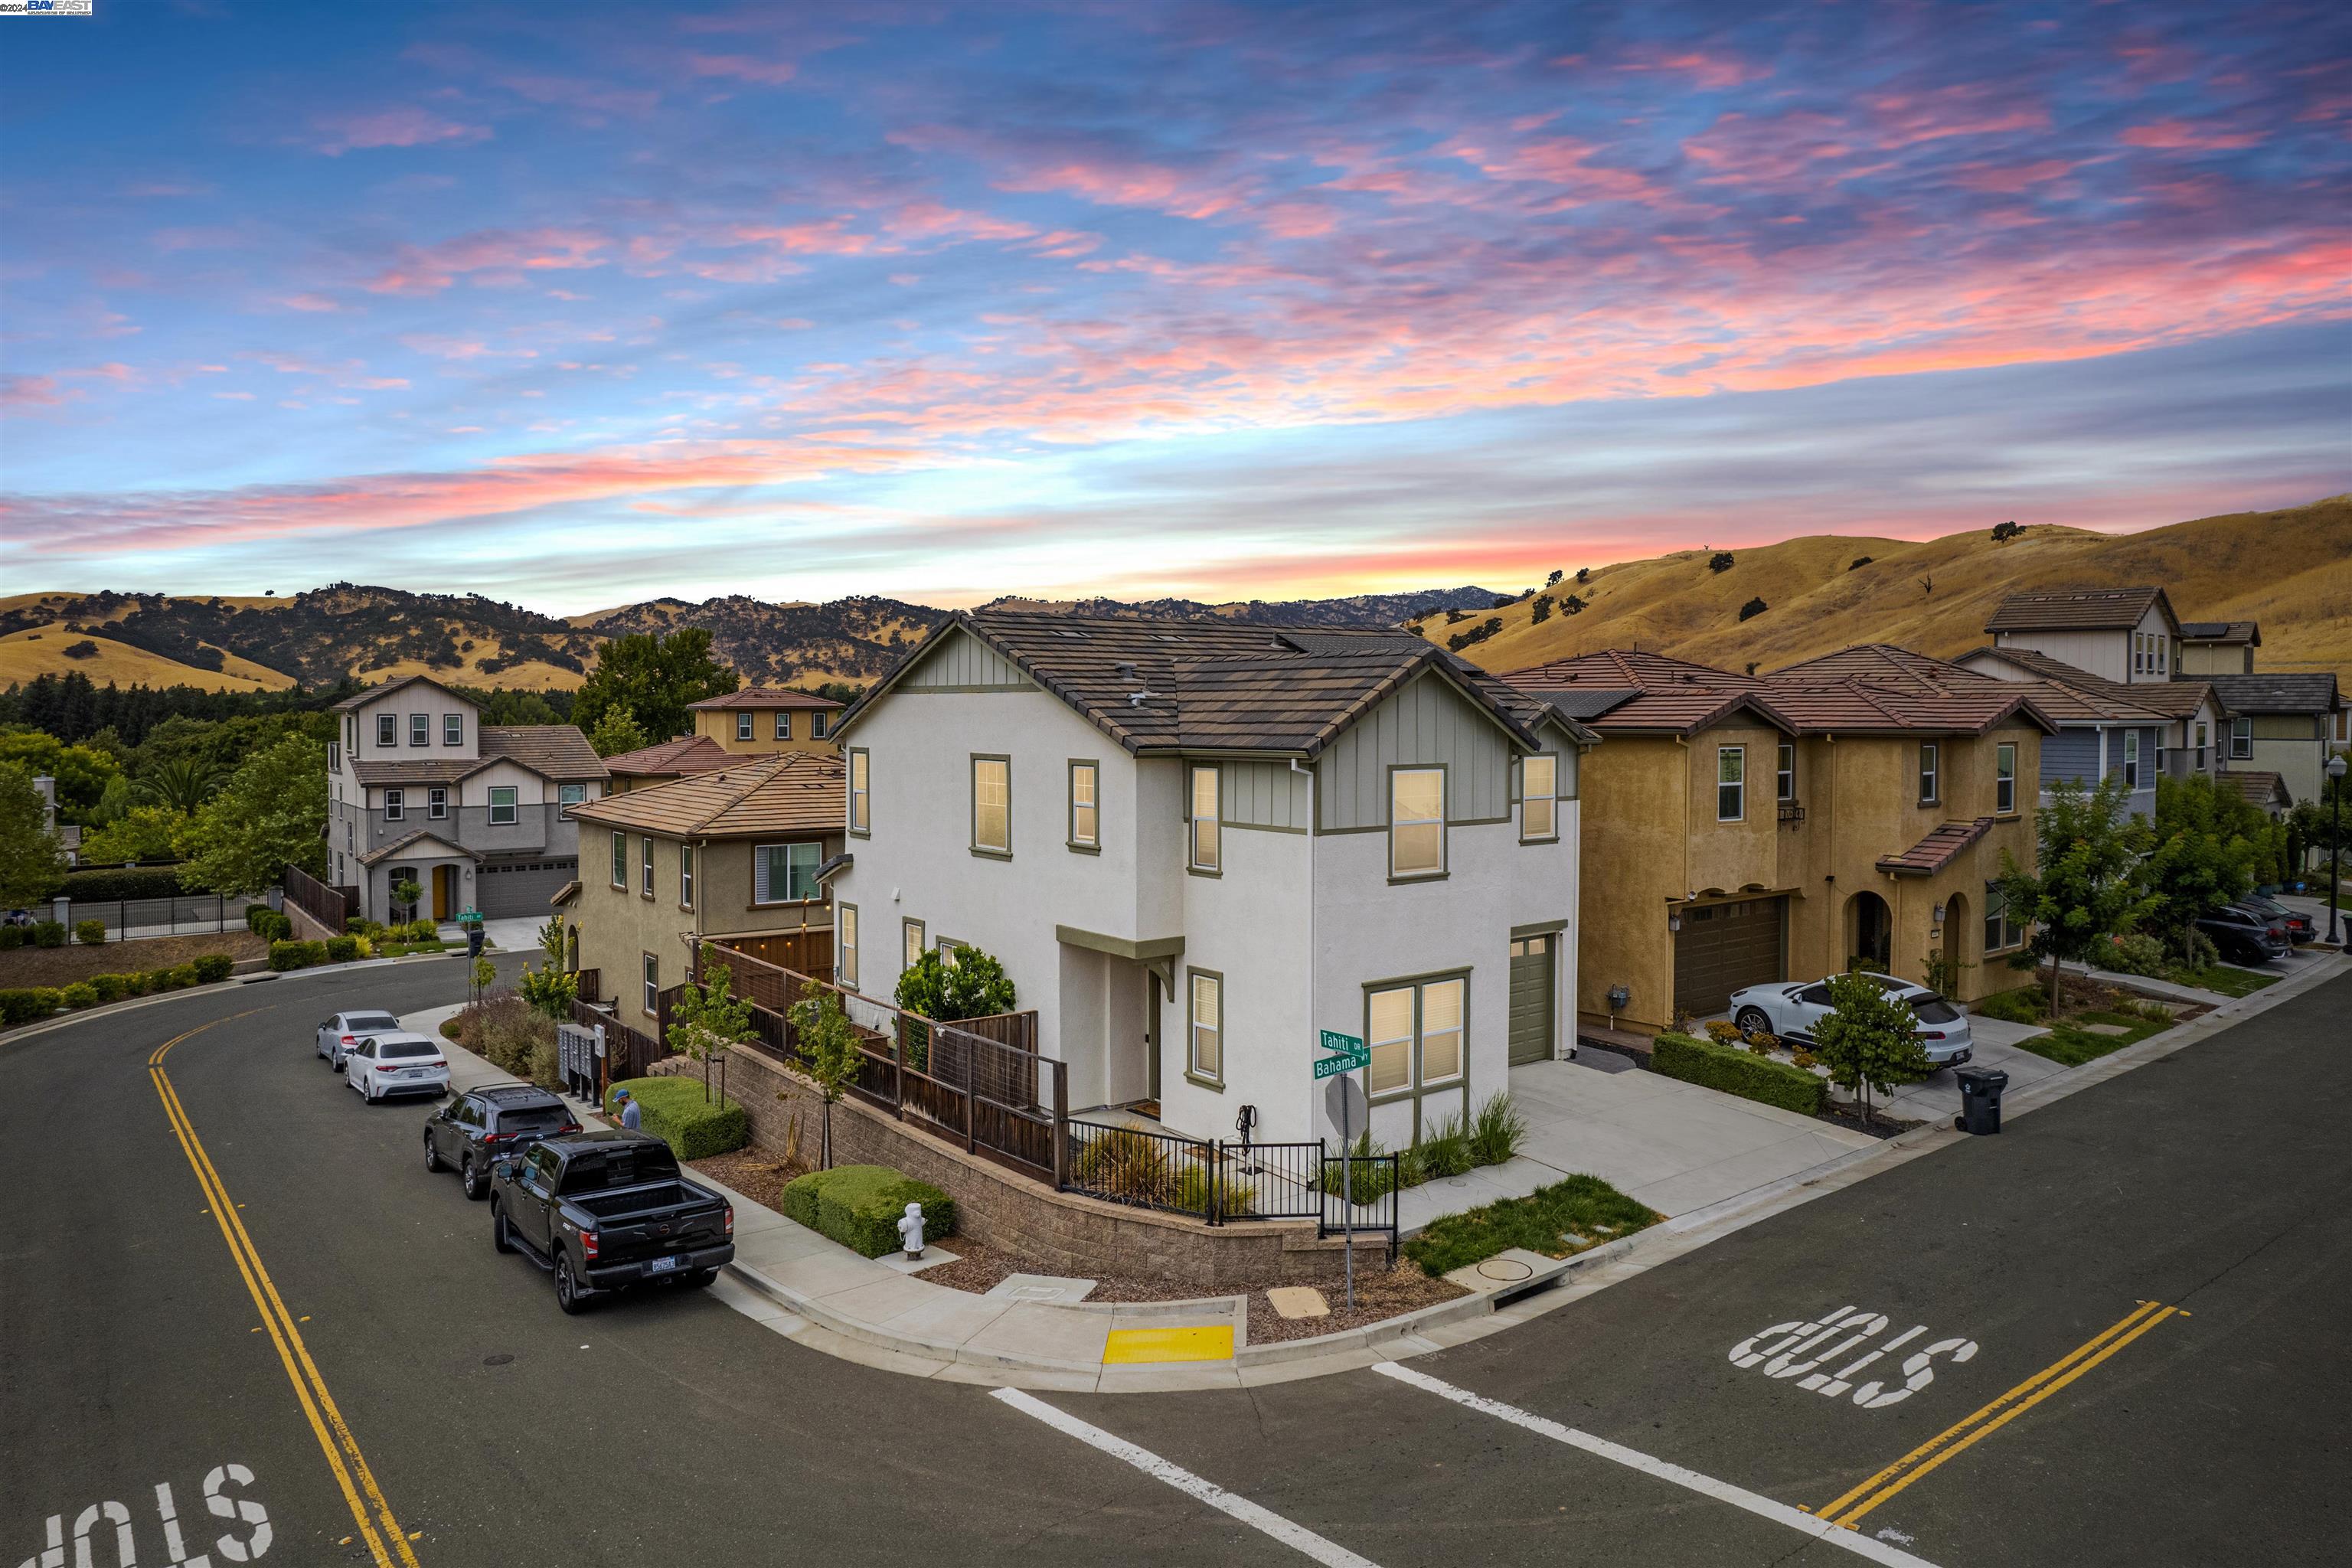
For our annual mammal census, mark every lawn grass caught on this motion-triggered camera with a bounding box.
[2165,964,2278,998]
[1401,1174,1661,1278]
[2014,1009,2171,1067]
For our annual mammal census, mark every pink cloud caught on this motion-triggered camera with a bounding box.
[276,292,346,312]
[1,374,71,410]
[314,107,492,156]
[1949,158,2079,193]
[687,54,797,86]
[2121,120,2264,150]
[1863,87,2050,149]
[364,227,611,294]
[1615,48,1770,90]
[496,75,658,119]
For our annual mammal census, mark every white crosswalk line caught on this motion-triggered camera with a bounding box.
[1371,1362,1945,1568]
[989,1388,1383,1568]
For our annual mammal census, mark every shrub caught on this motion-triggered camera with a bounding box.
[266,939,328,971]
[1468,1092,1529,1166]
[0,926,20,951]
[247,908,292,942]
[1651,1031,1827,1116]
[1072,1127,1175,1203]
[604,1076,750,1160]
[528,1035,562,1091]
[1708,551,1735,572]
[0,988,64,1025]
[63,866,187,901]
[74,919,107,946]
[404,918,439,942]
[1419,1112,1473,1178]
[1704,1019,1744,1045]
[165,963,201,989]
[1744,1031,1781,1055]
[88,973,127,1003]
[119,970,151,996]
[1974,987,2047,1025]
[1403,1174,1660,1277]
[1738,596,1769,622]
[782,1164,956,1258]
[33,921,67,949]
[325,936,360,963]
[191,953,235,984]
[2102,932,2167,978]
[1171,1159,1253,1217]
[61,982,99,1009]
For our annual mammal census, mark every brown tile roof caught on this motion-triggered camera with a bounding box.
[1877,817,1995,877]
[1775,644,2171,724]
[1984,586,2177,635]
[357,828,474,867]
[1504,645,2058,737]
[2219,770,2291,809]
[840,611,1591,756]
[1502,650,1785,736]
[570,752,842,839]
[1952,646,2211,720]
[480,725,608,781]
[687,687,847,711]
[329,673,460,712]
[600,734,733,778]
[2179,620,2259,647]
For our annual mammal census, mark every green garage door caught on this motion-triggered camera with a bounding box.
[1673,896,1786,1016]
[1509,934,1555,1064]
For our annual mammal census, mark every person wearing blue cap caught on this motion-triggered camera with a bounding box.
[615,1089,641,1131]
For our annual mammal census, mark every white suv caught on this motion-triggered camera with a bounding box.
[317,1010,401,1071]
[1726,972,1976,1068]
[347,1032,451,1103]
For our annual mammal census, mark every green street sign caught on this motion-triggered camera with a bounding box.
[1315,1030,1369,1078]
[1312,1054,1357,1080]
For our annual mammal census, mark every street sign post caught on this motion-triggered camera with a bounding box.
[1316,1030,1368,1310]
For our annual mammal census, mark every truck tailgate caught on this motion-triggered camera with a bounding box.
[576,1184,728,1262]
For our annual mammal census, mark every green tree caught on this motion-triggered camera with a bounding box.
[0,731,121,822]
[2141,775,2260,957]
[136,756,221,815]
[1809,971,1936,1129]
[77,805,187,867]
[1994,776,2158,1017]
[787,988,866,1169]
[892,946,1016,1022]
[669,942,758,1104]
[518,963,579,1023]
[390,876,424,921]
[89,773,136,827]
[571,627,737,745]
[172,734,328,895]
[0,762,70,906]
[586,704,650,758]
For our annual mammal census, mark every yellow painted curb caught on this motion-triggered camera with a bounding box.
[1102,1325,1235,1364]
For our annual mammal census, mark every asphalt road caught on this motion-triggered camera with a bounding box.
[5,957,2347,1568]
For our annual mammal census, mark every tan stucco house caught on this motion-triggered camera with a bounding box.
[560,752,844,1028]
[685,688,845,757]
[1501,648,2055,1035]
[599,733,734,793]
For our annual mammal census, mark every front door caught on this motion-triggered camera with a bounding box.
[432,864,456,921]
[1508,935,1555,1064]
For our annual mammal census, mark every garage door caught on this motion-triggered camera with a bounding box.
[1673,896,1785,1016]
[476,857,579,919]
[1508,935,1555,1064]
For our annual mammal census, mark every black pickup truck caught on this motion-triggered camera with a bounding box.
[488,1131,734,1314]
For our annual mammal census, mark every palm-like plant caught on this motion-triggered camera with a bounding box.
[136,757,222,815]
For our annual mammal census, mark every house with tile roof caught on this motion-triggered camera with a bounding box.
[2199,672,2345,805]
[326,675,607,923]
[599,733,736,793]
[1500,647,2056,1035]
[684,686,845,756]
[561,753,845,1027]
[1952,644,2226,803]
[825,610,1596,1148]
[2177,620,2261,678]
[1984,586,2184,684]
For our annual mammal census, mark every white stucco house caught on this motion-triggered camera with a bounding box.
[326,675,608,923]
[822,611,1597,1150]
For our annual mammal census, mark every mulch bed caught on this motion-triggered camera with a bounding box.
[691,1148,811,1212]
[0,929,263,989]
[1814,1104,1925,1139]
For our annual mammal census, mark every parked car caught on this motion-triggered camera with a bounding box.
[316,1009,402,1071]
[425,1086,581,1200]
[2195,906,2290,964]
[1726,972,1975,1068]
[2230,894,2313,942]
[345,1031,451,1103]
[488,1131,733,1315]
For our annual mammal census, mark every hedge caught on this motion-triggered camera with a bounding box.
[325,936,360,963]
[0,927,19,951]
[192,953,235,984]
[249,909,293,942]
[33,921,66,949]
[0,953,233,1027]
[781,1165,957,1259]
[1651,1031,1828,1116]
[603,1076,749,1161]
[63,866,189,901]
[267,939,329,971]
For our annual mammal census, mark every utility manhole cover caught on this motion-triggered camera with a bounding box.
[1475,1257,1535,1282]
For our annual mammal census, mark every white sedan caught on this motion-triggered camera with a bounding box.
[1726,973,1975,1069]
[316,1009,401,1071]
[346,1032,451,1103]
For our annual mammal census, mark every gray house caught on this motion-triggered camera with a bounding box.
[1951,647,2192,818]
[2200,672,2344,805]
[327,675,608,923]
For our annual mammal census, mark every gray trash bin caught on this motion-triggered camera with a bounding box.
[1954,1067,2009,1135]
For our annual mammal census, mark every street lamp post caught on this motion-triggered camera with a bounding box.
[2328,753,2347,948]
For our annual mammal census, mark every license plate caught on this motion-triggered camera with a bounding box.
[647,1255,681,1275]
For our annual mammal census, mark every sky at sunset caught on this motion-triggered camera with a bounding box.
[2,1,2347,612]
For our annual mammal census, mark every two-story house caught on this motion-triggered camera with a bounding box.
[825,611,1596,1151]
[2199,672,2344,804]
[1938,646,2194,813]
[599,734,734,794]
[684,688,844,756]
[561,753,844,1028]
[326,675,606,923]
[2177,621,2260,677]
[1500,649,2053,1034]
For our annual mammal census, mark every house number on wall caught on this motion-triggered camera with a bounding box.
[1728,1305,1978,1409]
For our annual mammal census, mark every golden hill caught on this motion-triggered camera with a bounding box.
[1442,497,2352,684]
[0,620,294,693]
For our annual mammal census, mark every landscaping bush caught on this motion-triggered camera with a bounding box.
[781,1164,956,1258]
[602,1076,748,1159]
[1704,1019,1744,1045]
[0,926,21,951]
[325,936,360,963]
[1171,1159,1253,1217]
[1403,1174,1660,1277]
[191,953,235,984]
[2102,932,2168,978]
[247,908,292,942]
[64,866,187,902]
[164,963,201,990]
[33,921,67,949]
[1071,1126,1176,1203]
[60,982,99,1009]
[74,919,107,946]
[88,973,127,1003]
[267,939,327,972]
[119,971,151,997]
[0,988,64,1025]
[1467,1092,1529,1166]
[1651,1031,1827,1116]
[402,918,439,942]
[1419,1112,1474,1178]
[1973,987,2047,1025]
[528,1035,561,1091]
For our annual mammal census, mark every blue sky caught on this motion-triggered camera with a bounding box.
[2,1,2346,610]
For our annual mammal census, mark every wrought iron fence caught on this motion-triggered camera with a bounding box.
[51,893,264,941]
[1059,1123,1393,1256]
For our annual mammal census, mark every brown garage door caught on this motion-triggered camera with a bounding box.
[1674,896,1785,1016]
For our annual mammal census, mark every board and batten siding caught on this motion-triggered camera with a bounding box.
[1316,671,1514,829]
[2040,727,2100,789]
[1204,758,1312,831]
[900,626,1031,691]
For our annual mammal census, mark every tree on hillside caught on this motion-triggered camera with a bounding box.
[570,627,737,743]
[2141,775,2261,956]
[1809,970,1936,1129]
[1994,776,2157,1015]
[586,705,650,758]
[0,762,70,906]
[1991,521,2024,543]
[173,735,328,895]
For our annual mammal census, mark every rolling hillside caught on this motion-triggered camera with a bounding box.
[1422,497,2352,684]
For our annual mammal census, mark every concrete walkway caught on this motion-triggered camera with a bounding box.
[433,916,543,952]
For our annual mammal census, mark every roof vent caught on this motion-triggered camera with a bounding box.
[1116,662,1138,681]
[1128,688,1154,707]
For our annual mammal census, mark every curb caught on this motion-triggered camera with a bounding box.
[723,1259,1109,1377]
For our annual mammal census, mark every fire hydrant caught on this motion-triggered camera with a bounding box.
[896,1201,926,1259]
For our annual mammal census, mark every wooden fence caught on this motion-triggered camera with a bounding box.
[283,864,355,935]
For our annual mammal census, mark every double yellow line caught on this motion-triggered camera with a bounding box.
[150,1016,420,1568]
[1818,1298,2182,1528]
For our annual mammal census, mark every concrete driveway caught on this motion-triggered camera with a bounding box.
[1879,1013,2059,1121]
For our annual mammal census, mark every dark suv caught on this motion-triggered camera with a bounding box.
[424,1086,581,1200]
[2195,905,2290,964]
